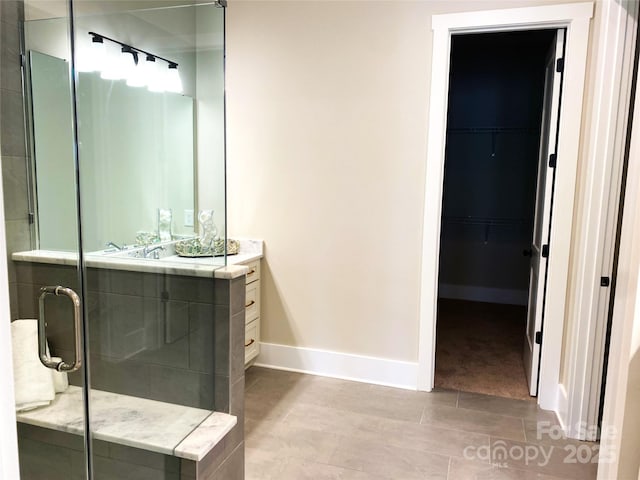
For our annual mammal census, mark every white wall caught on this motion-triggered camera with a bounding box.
[226,0,591,364]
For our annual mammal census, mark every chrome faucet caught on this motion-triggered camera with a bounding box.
[143,245,165,259]
[105,241,123,251]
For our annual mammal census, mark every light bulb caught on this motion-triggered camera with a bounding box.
[100,43,125,80]
[165,64,183,94]
[147,58,165,93]
[126,62,146,87]
[126,52,146,87]
[100,45,130,80]
[120,48,137,81]
[78,35,106,73]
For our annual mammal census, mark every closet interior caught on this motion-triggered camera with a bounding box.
[435,30,557,400]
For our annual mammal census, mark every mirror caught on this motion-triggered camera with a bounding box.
[29,50,195,252]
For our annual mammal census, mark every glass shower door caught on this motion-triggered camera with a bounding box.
[12,4,92,479]
[72,2,227,479]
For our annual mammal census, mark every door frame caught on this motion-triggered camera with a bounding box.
[417,2,593,412]
[562,0,638,440]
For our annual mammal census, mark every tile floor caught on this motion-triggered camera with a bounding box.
[244,367,599,480]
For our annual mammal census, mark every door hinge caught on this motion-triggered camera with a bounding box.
[28,212,34,224]
[535,331,543,345]
[19,54,25,67]
[600,276,610,287]
[541,244,549,258]
[549,153,557,168]
[556,58,565,73]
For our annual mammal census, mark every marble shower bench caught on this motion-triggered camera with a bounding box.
[16,386,236,461]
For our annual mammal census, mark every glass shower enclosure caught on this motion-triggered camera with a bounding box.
[4,1,236,478]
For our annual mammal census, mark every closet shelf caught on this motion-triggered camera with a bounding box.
[446,127,539,133]
[443,216,525,226]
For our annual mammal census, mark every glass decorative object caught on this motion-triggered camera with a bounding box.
[158,208,172,242]
[198,209,217,249]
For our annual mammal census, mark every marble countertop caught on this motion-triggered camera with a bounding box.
[16,386,236,461]
[12,238,263,280]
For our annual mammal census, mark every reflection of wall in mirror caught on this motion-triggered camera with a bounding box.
[76,72,195,250]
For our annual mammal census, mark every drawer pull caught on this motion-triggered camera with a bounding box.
[245,338,255,348]
[247,269,256,275]
[245,300,256,308]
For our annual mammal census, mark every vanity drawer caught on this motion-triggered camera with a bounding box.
[245,281,260,323]
[245,319,260,364]
[245,260,260,285]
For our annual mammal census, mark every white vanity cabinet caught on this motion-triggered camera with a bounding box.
[242,259,261,366]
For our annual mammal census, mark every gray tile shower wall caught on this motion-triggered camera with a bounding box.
[1,0,32,321]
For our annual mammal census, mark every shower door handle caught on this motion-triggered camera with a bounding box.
[38,286,83,372]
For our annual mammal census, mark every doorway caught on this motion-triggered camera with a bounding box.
[418,4,592,413]
[434,30,558,400]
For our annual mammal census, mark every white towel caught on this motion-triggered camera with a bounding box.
[11,319,56,412]
[50,356,69,393]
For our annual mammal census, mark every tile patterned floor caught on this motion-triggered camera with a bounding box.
[244,367,599,480]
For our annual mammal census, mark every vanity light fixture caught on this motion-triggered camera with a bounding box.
[86,32,183,94]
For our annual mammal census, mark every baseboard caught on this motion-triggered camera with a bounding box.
[556,383,580,440]
[253,342,419,390]
[438,283,528,306]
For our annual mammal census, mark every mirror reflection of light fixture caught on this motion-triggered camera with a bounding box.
[86,32,182,95]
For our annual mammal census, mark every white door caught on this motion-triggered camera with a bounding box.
[523,29,565,397]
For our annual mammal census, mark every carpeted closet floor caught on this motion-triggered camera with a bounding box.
[435,299,533,401]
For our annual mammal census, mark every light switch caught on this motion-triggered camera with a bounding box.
[184,209,194,227]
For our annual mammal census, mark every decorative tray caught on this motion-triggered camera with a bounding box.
[175,238,239,257]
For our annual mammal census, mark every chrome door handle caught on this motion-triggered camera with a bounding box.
[38,286,83,372]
